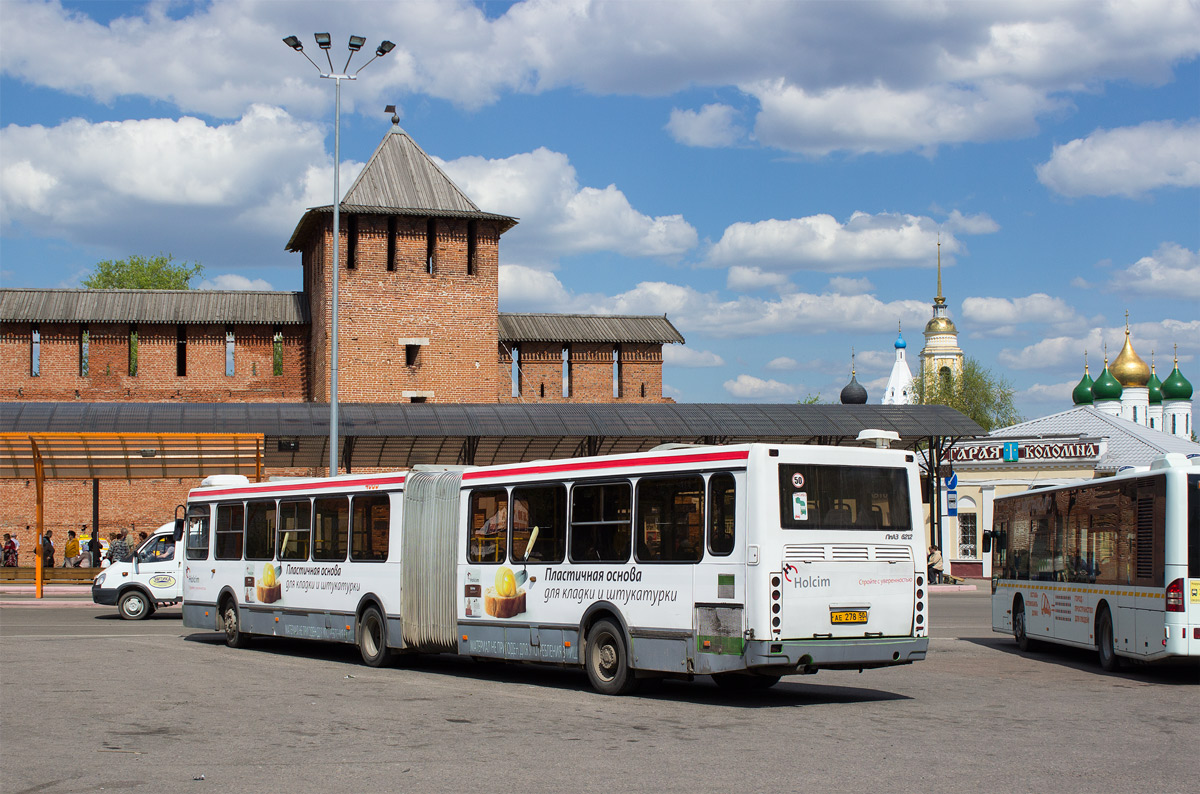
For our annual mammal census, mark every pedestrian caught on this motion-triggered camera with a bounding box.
[41,529,55,568]
[927,544,944,584]
[2,533,16,567]
[64,529,88,568]
[110,531,131,564]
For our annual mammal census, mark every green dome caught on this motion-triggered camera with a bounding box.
[1072,371,1094,405]
[1147,370,1162,404]
[1161,364,1193,400]
[1091,366,1123,401]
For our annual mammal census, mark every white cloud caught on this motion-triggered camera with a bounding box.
[498,264,576,312]
[765,356,799,371]
[961,293,1084,336]
[723,374,799,399]
[666,104,745,147]
[999,319,1200,372]
[4,1,1197,155]
[440,148,698,265]
[198,274,275,291]
[0,106,331,262]
[943,210,1000,235]
[1036,120,1200,198]
[663,346,725,368]
[1107,243,1200,299]
[706,211,961,273]
[827,276,874,295]
[727,265,790,291]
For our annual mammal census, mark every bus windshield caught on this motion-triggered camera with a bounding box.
[778,464,911,531]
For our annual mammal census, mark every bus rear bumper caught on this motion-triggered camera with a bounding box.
[744,636,928,672]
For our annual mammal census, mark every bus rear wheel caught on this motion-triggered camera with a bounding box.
[585,619,639,696]
[1013,595,1033,652]
[222,600,250,649]
[357,605,394,668]
[1096,606,1121,672]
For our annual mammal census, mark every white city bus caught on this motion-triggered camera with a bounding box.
[989,453,1200,670]
[181,442,929,694]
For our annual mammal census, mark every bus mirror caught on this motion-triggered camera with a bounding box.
[981,531,993,554]
[173,518,185,542]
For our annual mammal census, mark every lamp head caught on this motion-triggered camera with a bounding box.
[376,40,395,57]
[348,35,366,52]
[283,35,303,51]
[314,32,332,49]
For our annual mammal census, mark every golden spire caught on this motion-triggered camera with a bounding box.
[1084,349,1089,375]
[935,234,944,306]
[850,347,856,376]
[1111,313,1150,387]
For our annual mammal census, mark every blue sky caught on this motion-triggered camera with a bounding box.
[2,0,1197,418]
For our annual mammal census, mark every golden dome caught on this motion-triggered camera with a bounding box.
[1110,329,1150,387]
[924,315,958,335]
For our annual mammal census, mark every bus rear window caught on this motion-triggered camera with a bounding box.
[779,465,911,531]
[1189,475,1199,578]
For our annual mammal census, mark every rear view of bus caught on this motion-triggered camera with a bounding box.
[741,445,929,676]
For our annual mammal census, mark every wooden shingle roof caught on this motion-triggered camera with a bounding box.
[0,289,309,325]
[498,313,684,345]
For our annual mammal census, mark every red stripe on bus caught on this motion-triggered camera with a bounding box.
[196,474,407,498]
[462,449,750,481]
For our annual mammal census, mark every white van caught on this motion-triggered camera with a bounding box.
[91,522,182,620]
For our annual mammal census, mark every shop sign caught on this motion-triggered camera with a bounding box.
[948,441,1102,465]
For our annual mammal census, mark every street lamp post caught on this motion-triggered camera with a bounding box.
[284,34,394,476]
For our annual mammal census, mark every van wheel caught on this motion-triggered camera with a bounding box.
[585,619,639,696]
[222,600,250,648]
[1096,606,1121,672]
[712,672,782,691]
[118,590,149,621]
[1013,595,1033,652]
[358,606,394,667]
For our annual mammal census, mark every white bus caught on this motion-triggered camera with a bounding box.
[988,453,1200,670]
[181,443,929,694]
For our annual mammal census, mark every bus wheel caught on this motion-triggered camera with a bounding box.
[1013,595,1033,652]
[585,619,639,696]
[222,600,250,649]
[117,590,149,621]
[1096,606,1121,672]
[712,672,782,691]
[358,606,394,668]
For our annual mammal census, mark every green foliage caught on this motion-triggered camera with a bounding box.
[82,254,203,290]
[915,357,1023,432]
[799,392,822,405]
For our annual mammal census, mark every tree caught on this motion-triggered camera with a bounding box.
[915,357,1023,432]
[82,254,203,289]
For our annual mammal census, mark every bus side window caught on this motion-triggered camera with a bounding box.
[350,493,390,561]
[313,497,350,561]
[570,482,631,563]
[469,489,508,564]
[185,510,210,560]
[278,499,312,561]
[708,472,736,556]
[636,475,703,563]
[512,485,565,563]
[215,503,245,560]
[245,500,276,561]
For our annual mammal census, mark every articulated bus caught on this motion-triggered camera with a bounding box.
[181,443,929,694]
[989,453,1200,670]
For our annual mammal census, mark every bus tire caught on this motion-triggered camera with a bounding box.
[1013,595,1034,652]
[222,599,250,649]
[357,605,394,668]
[585,619,639,696]
[118,589,150,621]
[712,672,781,691]
[1096,606,1121,672]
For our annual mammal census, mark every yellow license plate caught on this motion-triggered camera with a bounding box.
[830,610,868,624]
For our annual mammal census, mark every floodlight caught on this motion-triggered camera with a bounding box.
[315,32,332,49]
[283,35,303,51]
[376,40,395,56]
[348,35,366,51]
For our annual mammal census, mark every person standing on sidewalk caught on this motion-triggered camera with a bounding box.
[110,531,131,564]
[2,534,16,567]
[41,530,55,568]
[64,530,87,567]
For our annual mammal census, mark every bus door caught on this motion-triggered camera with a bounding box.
[693,472,747,670]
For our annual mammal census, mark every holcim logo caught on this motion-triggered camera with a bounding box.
[783,565,831,589]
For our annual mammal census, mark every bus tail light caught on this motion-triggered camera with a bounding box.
[1165,578,1184,612]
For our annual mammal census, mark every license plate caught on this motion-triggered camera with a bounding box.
[830,610,868,624]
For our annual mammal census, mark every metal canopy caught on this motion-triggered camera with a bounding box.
[1,402,983,470]
[0,432,264,481]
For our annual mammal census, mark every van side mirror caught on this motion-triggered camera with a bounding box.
[981,530,993,555]
[173,518,184,542]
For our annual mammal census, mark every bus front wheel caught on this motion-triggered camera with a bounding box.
[357,605,394,668]
[1096,606,1121,672]
[118,590,150,621]
[585,619,639,696]
[222,600,250,649]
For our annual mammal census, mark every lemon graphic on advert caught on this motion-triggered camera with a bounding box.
[262,563,276,588]
[495,566,517,598]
